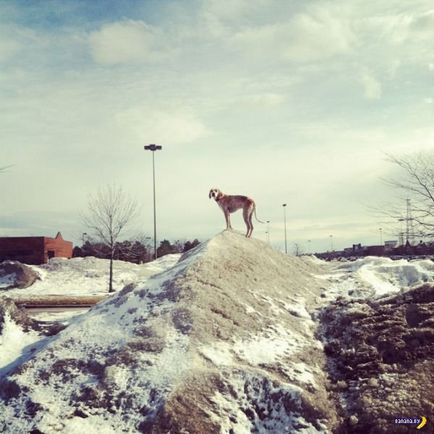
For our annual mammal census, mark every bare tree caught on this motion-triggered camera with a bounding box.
[385,152,434,238]
[83,184,138,292]
[293,242,303,256]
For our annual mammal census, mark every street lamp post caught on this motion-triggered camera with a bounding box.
[379,227,383,245]
[144,144,162,260]
[329,234,334,252]
[266,220,270,244]
[282,204,287,254]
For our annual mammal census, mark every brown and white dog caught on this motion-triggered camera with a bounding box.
[209,188,264,237]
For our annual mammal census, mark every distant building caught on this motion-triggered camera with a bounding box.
[352,243,363,253]
[384,240,398,251]
[343,247,354,255]
[365,245,385,256]
[315,238,434,260]
[0,232,73,265]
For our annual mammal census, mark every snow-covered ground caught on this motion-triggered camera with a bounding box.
[0,274,15,289]
[316,255,434,301]
[0,313,44,377]
[0,254,181,381]
[0,254,181,297]
[0,236,433,434]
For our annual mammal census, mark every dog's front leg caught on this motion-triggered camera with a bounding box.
[224,211,232,230]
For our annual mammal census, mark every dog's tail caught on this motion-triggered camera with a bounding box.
[254,205,266,224]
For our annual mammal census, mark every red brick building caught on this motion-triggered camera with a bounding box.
[0,232,73,265]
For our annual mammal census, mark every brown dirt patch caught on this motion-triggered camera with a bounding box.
[320,284,434,434]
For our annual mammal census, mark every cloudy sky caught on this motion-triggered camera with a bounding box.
[1,0,433,253]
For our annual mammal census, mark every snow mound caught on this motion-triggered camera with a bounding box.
[0,231,336,433]
[0,261,39,290]
[0,298,65,378]
[1,254,181,297]
[0,312,42,376]
[323,256,434,299]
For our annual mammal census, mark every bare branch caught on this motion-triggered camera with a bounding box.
[382,151,434,239]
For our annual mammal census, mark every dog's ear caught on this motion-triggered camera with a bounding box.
[209,190,213,199]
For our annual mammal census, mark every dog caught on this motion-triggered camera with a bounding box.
[209,188,264,237]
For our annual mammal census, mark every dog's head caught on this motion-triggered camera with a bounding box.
[209,188,222,200]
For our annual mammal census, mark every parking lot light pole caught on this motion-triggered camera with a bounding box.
[144,144,162,260]
[282,204,287,254]
[266,220,270,244]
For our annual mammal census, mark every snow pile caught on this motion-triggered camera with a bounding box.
[0,313,42,375]
[0,261,39,290]
[1,254,181,297]
[0,231,336,433]
[0,297,65,379]
[319,256,434,300]
[0,275,15,289]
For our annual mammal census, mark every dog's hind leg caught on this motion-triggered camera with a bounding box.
[243,208,253,237]
[248,211,254,237]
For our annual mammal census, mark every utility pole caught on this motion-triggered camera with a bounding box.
[398,199,415,246]
[144,144,162,260]
[406,198,415,245]
[282,204,287,254]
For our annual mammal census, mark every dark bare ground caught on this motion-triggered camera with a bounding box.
[319,284,434,434]
[13,295,108,307]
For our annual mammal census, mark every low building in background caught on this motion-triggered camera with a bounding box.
[384,240,398,251]
[315,238,434,260]
[365,245,385,256]
[0,232,73,265]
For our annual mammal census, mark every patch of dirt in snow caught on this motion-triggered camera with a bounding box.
[0,231,338,433]
[319,284,434,434]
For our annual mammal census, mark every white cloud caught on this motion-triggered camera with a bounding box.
[115,107,208,145]
[241,93,286,108]
[89,20,158,65]
[232,5,354,63]
[359,70,382,100]
[283,10,354,62]
[356,9,434,68]
[200,0,270,35]
[0,38,20,61]
[0,25,47,62]
[203,0,259,20]
[410,10,434,39]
